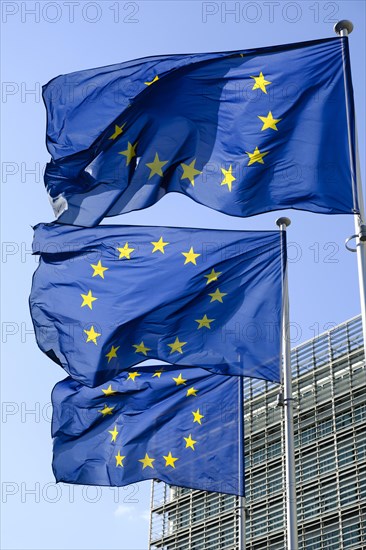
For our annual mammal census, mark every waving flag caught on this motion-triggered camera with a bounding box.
[30,223,284,387]
[43,37,357,226]
[52,365,244,496]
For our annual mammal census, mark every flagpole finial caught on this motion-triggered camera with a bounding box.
[276,217,291,228]
[334,20,354,36]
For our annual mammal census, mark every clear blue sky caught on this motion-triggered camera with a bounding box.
[1,1,365,549]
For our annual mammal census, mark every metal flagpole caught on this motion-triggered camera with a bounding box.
[334,20,366,349]
[238,374,246,549]
[276,217,298,550]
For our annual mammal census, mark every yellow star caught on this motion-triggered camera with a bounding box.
[146,153,168,179]
[117,242,135,259]
[258,111,281,131]
[204,268,221,284]
[115,450,125,467]
[151,236,169,254]
[102,384,117,396]
[186,387,198,397]
[163,451,178,468]
[182,247,201,265]
[109,123,125,140]
[221,165,236,192]
[127,371,141,382]
[144,75,159,86]
[172,373,187,386]
[80,290,97,310]
[105,346,120,363]
[139,453,155,469]
[152,369,163,378]
[118,141,138,165]
[195,314,215,329]
[109,425,119,442]
[168,337,187,355]
[246,146,269,166]
[208,288,228,303]
[133,341,151,356]
[180,159,202,186]
[90,260,108,279]
[250,72,271,94]
[98,404,114,416]
[192,408,204,425]
[184,434,197,450]
[84,325,101,345]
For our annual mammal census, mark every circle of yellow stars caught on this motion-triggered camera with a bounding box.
[82,244,229,358]
[107,66,280,198]
[97,368,206,472]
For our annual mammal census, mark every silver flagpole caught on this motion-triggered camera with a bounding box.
[334,20,366,349]
[238,373,246,549]
[276,217,298,550]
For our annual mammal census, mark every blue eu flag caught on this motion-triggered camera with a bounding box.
[43,37,357,226]
[52,365,244,496]
[30,223,284,387]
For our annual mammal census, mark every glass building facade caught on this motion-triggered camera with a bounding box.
[149,315,366,549]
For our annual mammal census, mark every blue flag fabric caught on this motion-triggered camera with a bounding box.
[43,37,357,226]
[30,223,283,387]
[52,365,244,496]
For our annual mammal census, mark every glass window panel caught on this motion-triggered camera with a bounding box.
[354,404,366,423]
[301,426,316,445]
[305,533,322,550]
[303,464,317,480]
[253,447,265,465]
[268,474,283,495]
[343,522,361,547]
[320,483,338,512]
[221,495,235,511]
[251,479,266,500]
[317,380,332,400]
[192,502,204,524]
[323,528,340,550]
[359,475,366,500]
[252,415,266,431]
[268,505,283,531]
[338,438,355,467]
[252,516,267,537]
[205,534,219,549]
[245,454,250,469]
[206,495,220,518]
[347,319,363,351]
[303,501,319,518]
[191,542,205,550]
[301,451,318,481]
[252,433,265,447]
[352,364,366,386]
[336,410,352,430]
[319,445,335,474]
[318,418,333,438]
[340,480,357,505]
[317,403,333,419]
[299,374,314,390]
[301,391,315,407]
[334,371,350,393]
[267,441,281,460]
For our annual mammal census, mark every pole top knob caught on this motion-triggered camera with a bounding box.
[334,20,354,35]
[276,217,291,228]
